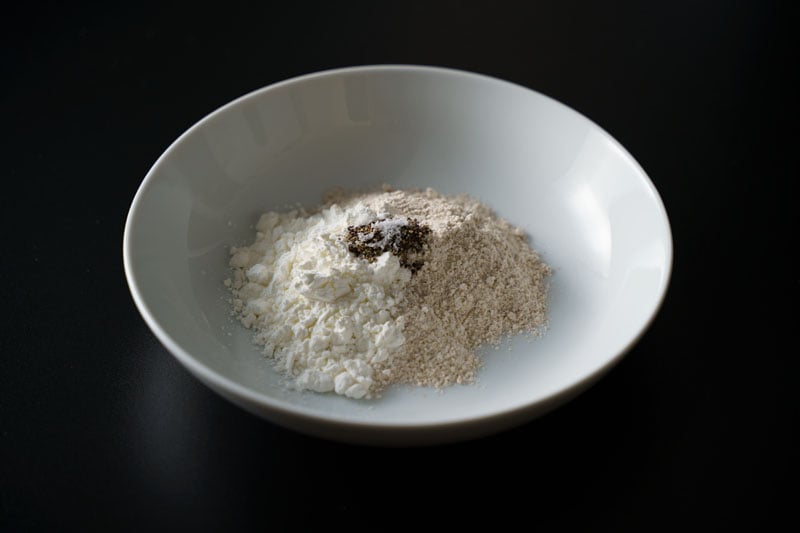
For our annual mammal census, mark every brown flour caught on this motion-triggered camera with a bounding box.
[331,187,552,390]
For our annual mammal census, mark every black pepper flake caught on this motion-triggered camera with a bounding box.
[345,218,432,273]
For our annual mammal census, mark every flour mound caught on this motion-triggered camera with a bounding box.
[227,187,551,399]
[226,203,409,399]
[331,188,552,389]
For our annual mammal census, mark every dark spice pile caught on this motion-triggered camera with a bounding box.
[345,218,432,273]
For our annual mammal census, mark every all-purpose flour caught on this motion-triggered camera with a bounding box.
[226,202,410,399]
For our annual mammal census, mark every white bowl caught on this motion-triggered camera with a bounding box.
[124,65,672,445]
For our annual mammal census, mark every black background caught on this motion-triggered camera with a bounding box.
[1,1,796,530]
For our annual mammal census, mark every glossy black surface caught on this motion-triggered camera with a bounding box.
[1,1,795,529]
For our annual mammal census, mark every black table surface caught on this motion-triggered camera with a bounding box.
[2,1,796,530]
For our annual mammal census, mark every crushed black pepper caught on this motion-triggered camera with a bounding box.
[345,218,432,273]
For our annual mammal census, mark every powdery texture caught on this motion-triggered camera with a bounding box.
[226,202,410,399]
[329,187,552,390]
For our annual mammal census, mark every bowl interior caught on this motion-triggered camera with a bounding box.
[125,66,671,426]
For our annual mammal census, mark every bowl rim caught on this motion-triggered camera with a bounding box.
[123,64,673,430]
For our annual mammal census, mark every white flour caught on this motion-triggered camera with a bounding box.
[226,202,410,399]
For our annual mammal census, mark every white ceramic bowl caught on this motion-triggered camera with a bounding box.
[124,65,672,445]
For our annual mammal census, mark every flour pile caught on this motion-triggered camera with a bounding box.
[226,187,551,399]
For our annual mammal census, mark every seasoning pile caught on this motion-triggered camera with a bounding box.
[345,217,431,273]
[226,187,551,399]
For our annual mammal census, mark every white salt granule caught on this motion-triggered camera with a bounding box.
[356,216,409,250]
